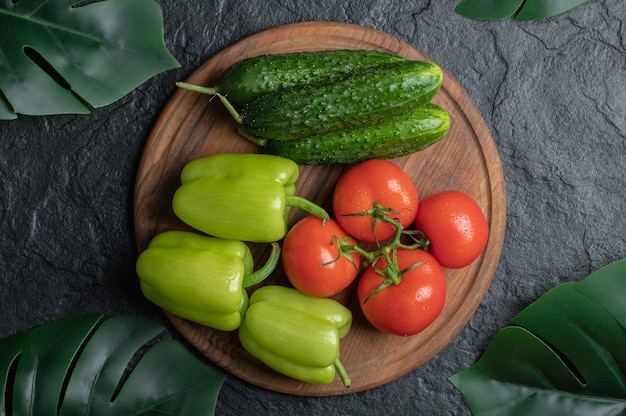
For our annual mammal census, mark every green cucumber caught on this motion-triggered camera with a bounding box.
[249,103,450,165]
[240,60,443,140]
[213,50,407,108]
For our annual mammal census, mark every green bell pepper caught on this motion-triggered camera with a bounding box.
[172,153,328,243]
[239,285,352,387]
[136,230,280,331]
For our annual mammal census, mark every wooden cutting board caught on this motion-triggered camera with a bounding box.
[134,21,506,396]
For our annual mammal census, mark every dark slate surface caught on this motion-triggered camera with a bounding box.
[1,1,625,415]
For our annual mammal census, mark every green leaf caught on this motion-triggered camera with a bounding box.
[0,314,227,415]
[455,0,523,20]
[454,0,591,21]
[450,258,626,416]
[0,0,179,119]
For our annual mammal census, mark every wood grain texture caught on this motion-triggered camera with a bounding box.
[133,21,506,396]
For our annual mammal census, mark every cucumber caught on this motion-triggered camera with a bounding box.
[215,50,407,108]
[240,60,443,140]
[252,103,450,165]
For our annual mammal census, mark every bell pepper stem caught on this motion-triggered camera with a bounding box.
[176,82,243,124]
[242,242,281,288]
[334,358,351,388]
[285,195,329,223]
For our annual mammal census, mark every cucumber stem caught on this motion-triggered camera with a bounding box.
[237,128,267,146]
[175,81,243,125]
[216,93,243,124]
[176,81,218,95]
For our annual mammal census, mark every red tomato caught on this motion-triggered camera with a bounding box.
[358,248,446,336]
[415,190,488,269]
[282,215,361,297]
[333,159,419,243]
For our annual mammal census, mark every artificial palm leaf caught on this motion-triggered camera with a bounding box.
[455,0,591,21]
[450,258,626,416]
[0,314,227,415]
[0,0,179,120]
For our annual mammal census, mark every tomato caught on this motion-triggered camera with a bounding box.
[333,159,419,243]
[358,248,446,336]
[282,215,361,297]
[414,190,488,269]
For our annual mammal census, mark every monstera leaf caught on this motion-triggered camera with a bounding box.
[450,258,626,416]
[455,0,591,20]
[0,314,227,415]
[0,0,179,120]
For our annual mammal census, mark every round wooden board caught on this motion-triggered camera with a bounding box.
[134,21,506,396]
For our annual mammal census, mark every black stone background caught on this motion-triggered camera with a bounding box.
[1,1,625,415]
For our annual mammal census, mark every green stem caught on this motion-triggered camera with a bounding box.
[285,195,329,223]
[351,203,429,262]
[340,202,398,246]
[364,280,393,303]
[345,244,378,262]
[176,81,218,95]
[242,242,281,288]
[338,202,432,303]
[321,237,362,274]
[364,254,426,304]
[237,128,267,146]
[333,358,351,388]
[356,226,404,267]
[216,93,243,124]
[176,81,243,124]
[399,229,430,251]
